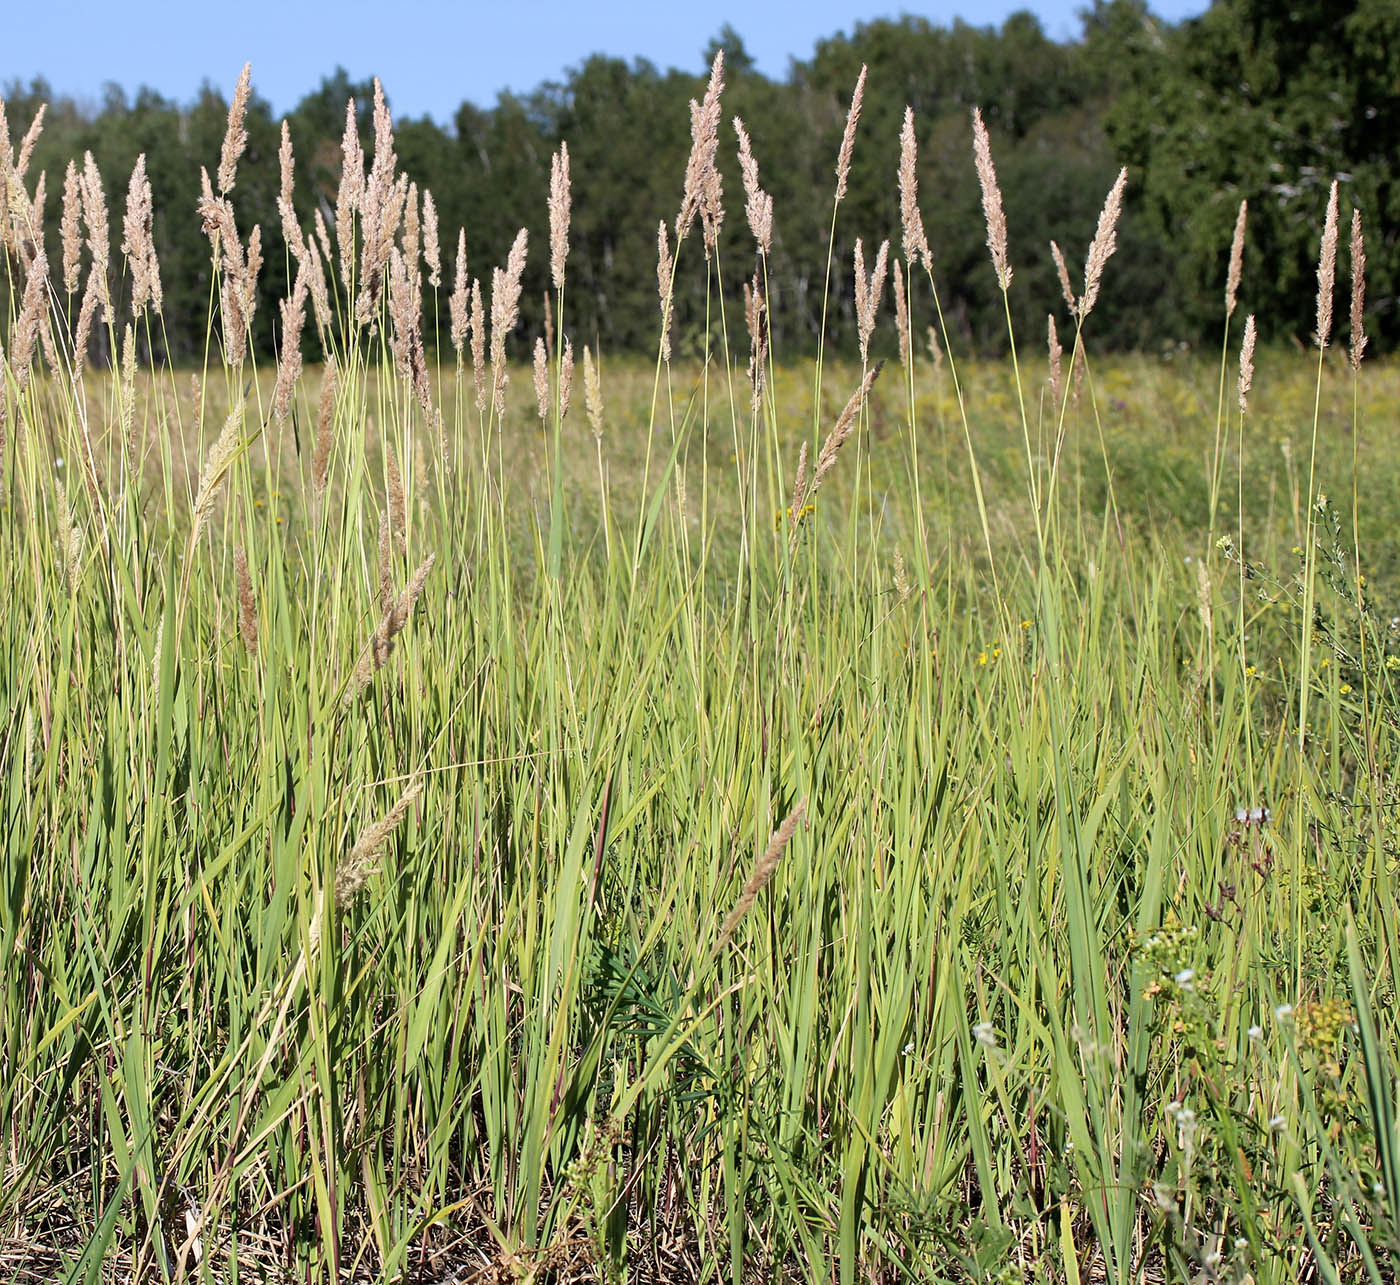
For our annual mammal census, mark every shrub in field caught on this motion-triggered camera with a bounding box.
[1,57,1397,1285]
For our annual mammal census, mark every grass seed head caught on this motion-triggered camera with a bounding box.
[972,107,1012,291]
[217,63,252,194]
[898,108,930,271]
[1315,179,1339,350]
[1226,199,1247,319]
[1349,207,1366,370]
[834,65,867,204]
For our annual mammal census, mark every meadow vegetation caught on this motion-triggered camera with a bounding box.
[1,52,1398,1285]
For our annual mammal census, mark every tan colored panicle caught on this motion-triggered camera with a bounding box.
[733,117,772,256]
[549,142,571,289]
[676,50,725,246]
[971,107,1011,291]
[119,324,137,449]
[1238,313,1256,414]
[73,268,101,377]
[1225,199,1247,319]
[533,337,549,420]
[746,275,767,414]
[10,248,48,394]
[422,190,441,288]
[313,354,337,501]
[234,545,258,653]
[834,65,867,203]
[807,361,884,507]
[543,290,554,357]
[470,277,486,412]
[306,238,331,346]
[583,344,603,442]
[55,484,82,594]
[278,120,306,264]
[273,260,309,423]
[313,205,334,267]
[403,181,420,269]
[1050,240,1076,313]
[1047,315,1062,406]
[715,801,806,951]
[489,228,529,418]
[898,108,930,271]
[189,401,244,559]
[122,154,158,318]
[893,259,909,366]
[560,337,574,421]
[386,440,406,549]
[80,152,111,309]
[350,553,435,699]
[337,778,424,906]
[377,510,394,613]
[1315,180,1339,350]
[61,160,82,294]
[1349,207,1366,370]
[855,237,889,365]
[336,98,364,291]
[790,440,808,520]
[1080,167,1127,321]
[218,63,252,194]
[657,220,674,361]
[14,103,45,180]
[449,228,469,356]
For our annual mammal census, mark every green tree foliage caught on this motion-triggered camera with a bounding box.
[2,1,1394,365]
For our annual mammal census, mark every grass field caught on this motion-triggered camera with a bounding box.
[2,62,1398,1284]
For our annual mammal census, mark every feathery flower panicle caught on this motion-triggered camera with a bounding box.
[273,261,309,423]
[122,154,161,318]
[55,485,82,595]
[1349,207,1367,371]
[422,190,441,288]
[377,510,394,614]
[715,802,806,951]
[834,65,867,203]
[119,324,137,449]
[677,51,725,245]
[386,440,406,550]
[745,275,767,413]
[306,239,331,346]
[733,117,772,256]
[60,160,82,294]
[313,355,337,502]
[336,98,364,291]
[583,344,604,443]
[402,182,420,271]
[218,63,252,194]
[313,207,334,269]
[790,441,808,521]
[489,228,528,418]
[542,290,554,357]
[277,120,306,264]
[801,362,884,514]
[549,142,571,289]
[533,337,549,420]
[338,778,424,906]
[234,545,258,654]
[469,278,486,412]
[350,554,435,699]
[449,228,469,356]
[893,259,909,365]
[854,237,889,365]
[14,104,45,181]
[80,152,111,309]
[898,108,930,271]
[1080,167,1127,320]
[10,248,49,394]
[190,401,244,559]
[1238,314,1256,414]
[1226,199,1247,319]
[1049,240,1076,313]
[1048,315,1063,406]
[657,221,674,361]
[1315,180,1339,351]
[558,337,574,421]
[971,108,1011,291]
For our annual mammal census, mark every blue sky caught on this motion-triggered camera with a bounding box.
[6,1,1210,125]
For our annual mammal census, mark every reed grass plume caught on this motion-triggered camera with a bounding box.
[1226,200,1247,319]
[1316,179,1339,350]
[801,361,884,512]
[549,142,571,289]
[893,259,909,365]
[55,484,81,594]
[677,51,724,247]
[897,108,930,271]
[1081,167,1127,321]
[1048,314,1063,406]
[119,325,136,449]
[351,554,435,698]
[470,277,485,412]
[336,99,364,292]
[656,221,674,362]
[583,344,603,442]
[386,440,406,550]
[854,237,889,365]
[1050,240,1076,313]
[60,160,81,294]
[273,262,309,423]
[745,275,767,413]
[122,154,161,317]
[1238,314,1257,413]
[734,117,772,256]
[715,802,806,952]
[450,228,469,356]
[234,545,258,654]
[1350,207,1367,370]
[338,778,424,907]
[971,108,1011,291]
[560,337,574,420]
[217,63,252,194]
[489,229,529,418]
[533,338,549,420]
[834,65,867,204]
[80,152,111,309]
[188,401,244,561]
[422,190,441,288]
[278,121,305,265]
[377,511,393,615]
[313,355,337,501]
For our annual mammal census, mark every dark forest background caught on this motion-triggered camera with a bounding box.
[3,0,1396,365]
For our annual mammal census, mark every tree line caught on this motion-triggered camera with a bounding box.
[2,0,1393,366]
